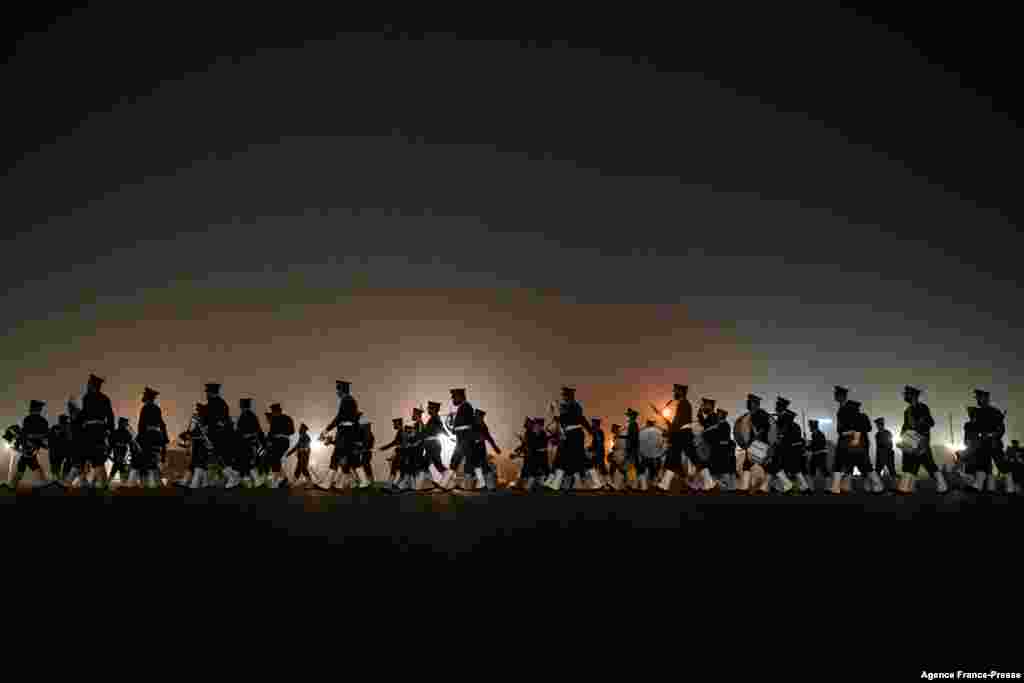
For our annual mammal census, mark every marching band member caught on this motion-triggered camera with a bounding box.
[47,415,72,486]
[656,384,694,492]
[108,418,134,486]
[182,404,211,488]
[445,388,478,491]
[320,380,361,491]
[967,389,1006,494]
[830,389,882,494]
[605,423,627,491]
[897,386,947,495]
[77,374,115,489]
[379,418,406,492]
[636,418,664,493]
[136,386,168,489]
[873,417,898,488]
[202,383,232,489]
[706,408,735,492]
[775,408,811,494]
[587,418,612,491]
[734,394,771,494]
[521,418,551,493]
[264,403,295,489]
[507,417,533,490]
[230,398,263,489]
[422,402,451,489]
[688,398,718,493]
[287,423,314,486]
[805,419,828,492]
[4,401,51,489]
[1003,440,1021,495]
[474,409,501,492]
[545,387,593,492]
[755,397,794,495]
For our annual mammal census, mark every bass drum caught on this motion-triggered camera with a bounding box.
[734,413,753,449]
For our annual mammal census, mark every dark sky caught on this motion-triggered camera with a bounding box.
[2,7,1021,451]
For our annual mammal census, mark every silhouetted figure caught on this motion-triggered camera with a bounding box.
[287,424,313,486]
[229,398,263,488]
[776,408,811,494]
[656,384,694,492]
[806,419,829,487]
[202,383,232,488]
[735,394,771,494]
[623,409,641,491]
[587,417,612,490]
[873,417,897,484]
[357,416,375,486]
[830,389,883,494]
[263,403,295,489]
[77,374,115,489]
[3,401,50,489]
[897,385,946,494]
[47,415,72,485]
[321,380,365,490]
[545,386,593,492]
[446,388,477,490]
[1004,440,1021,495]
[422,402,450,488]
[379,418,405,492]
[966,389,1006,493]
[180,404,211,488]
[707,408,736,491]
[109,418,133,484]
[473,409,500,492]
[136,386,168,488]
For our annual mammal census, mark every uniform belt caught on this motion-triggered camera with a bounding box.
[340,421,355,426]
[84,420,106,426]
[564,425,582,431]
[146,426,162,432]
[453,425,471,431]
[270,434,289,439]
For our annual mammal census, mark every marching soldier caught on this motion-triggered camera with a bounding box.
[544,387,593,492]
[735,394,771,494]
[264,403,295,489]
[446,388,478,491]
[688,397,719,493]
[474,409,501,492]
[422,402,451,489]
[707,408,737,491]
[830,389,883,494]
[872,417,897,490]
[356,414,375,489]
[775,408,811,494]
[623,409,641,491]
[320,380,363,491]
[1003,439,1021,495]
[805,419,829,489]
[47,415,72,485]
[761,397,797,495]
[587,417,612,491]
[77,374,115,490]
[896,385,947,494]
[229,398,263,488]
[966,389,1006,494]
[109,418,134,485]
[202,383,232,488]
[656,384,694,492]
[287,423,314,486]
[4,401,51,489]
[379,418,406,492]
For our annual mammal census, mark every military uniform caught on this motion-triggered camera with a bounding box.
[8,402,50,488]
[775,411,811,493]
[203,384,233,485]
[291,427,314,484]
[545,387,591,492]
[322,381,365,490]
[231,399,264,488]
[735,395,771,494]
[109,419,134,484]
[137,387,168,488]
[897,386,947,494]
[422,402,450,487]
[657,384,694,491]
[447,388,480,489]
[1004,441,1021,495]
[47,416,73,484]
[706,409,737,490]
[966,390,1006,493]
[379,419,406,491]
[873,420,898,480]
[264,405,295,488]
[358,418,376,485]
[77,375,115,487]
[830,395,884,494]
[806,423,829,482]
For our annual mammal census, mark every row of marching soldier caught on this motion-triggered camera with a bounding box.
[2,377,1018,495]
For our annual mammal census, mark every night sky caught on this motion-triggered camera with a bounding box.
[2,8,1021,454]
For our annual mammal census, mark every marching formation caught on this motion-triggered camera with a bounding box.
[2,376,1019,497]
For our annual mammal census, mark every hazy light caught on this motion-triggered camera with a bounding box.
[662,408,671,419]
[816,418,833,425]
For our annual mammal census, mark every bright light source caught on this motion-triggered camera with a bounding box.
[817,419,833,425]
[946,442,964,452]
[662,408,671,419]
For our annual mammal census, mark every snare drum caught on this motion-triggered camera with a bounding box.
[748,440,770,465]
[843,431,866,449]
[734,414,753,449]
[692,426,710,464]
